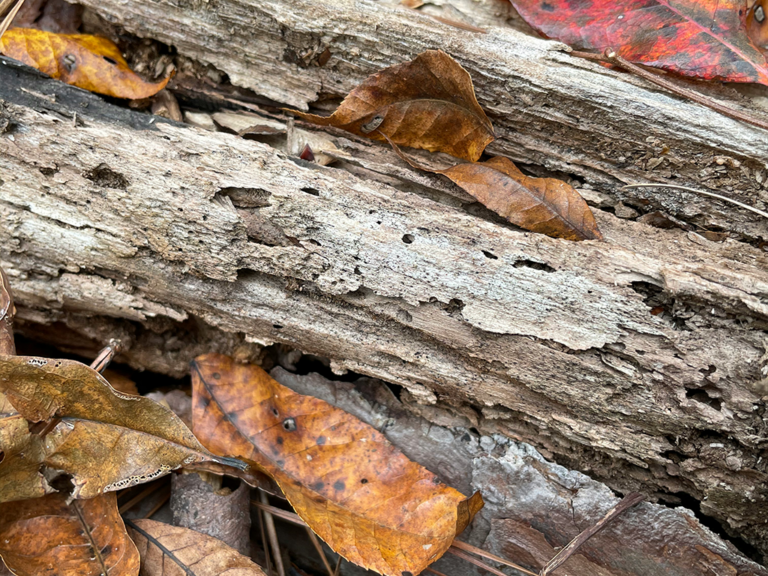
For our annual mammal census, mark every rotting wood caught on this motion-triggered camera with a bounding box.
[72,0,768,240]
[1,58,767,559]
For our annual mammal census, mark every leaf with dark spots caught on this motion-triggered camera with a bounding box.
[0,355,246,499]
[0,28,170,98]
[126,519,265,576]
[509,0,768,85]
[290,50,494,161]
[191,354,483,576]
[0,492,139,576]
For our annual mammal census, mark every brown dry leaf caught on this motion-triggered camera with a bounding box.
[441,157,603,241]
[291,50,494,162]
[127,519,266,576]
[0,355,246,499]
[0,413,52,502]
[385,135,602,241]
[0,492,139,576]
[0,28,169,99]
[191,353,483,576]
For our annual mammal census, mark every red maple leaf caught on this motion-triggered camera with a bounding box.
[509,0,768,84]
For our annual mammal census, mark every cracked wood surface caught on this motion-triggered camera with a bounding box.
[73,0,768,241]
[1,56,768,560]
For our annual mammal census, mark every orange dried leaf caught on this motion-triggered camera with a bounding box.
[0,355,246,499]
[0,28,169,99]
[441,157,602,241]
[191,353,483,576]
[127,519,266,576]
[292,50,494,162]
[0,492,139,576]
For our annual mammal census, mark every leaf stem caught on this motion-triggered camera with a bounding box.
[540,492,644,575]
[570,49,768,133]
[621,183,768,219]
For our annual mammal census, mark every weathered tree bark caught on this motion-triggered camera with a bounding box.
[1,0,768,562]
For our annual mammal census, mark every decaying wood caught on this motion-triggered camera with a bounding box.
[73,0,768,241]
[1,41,767,565]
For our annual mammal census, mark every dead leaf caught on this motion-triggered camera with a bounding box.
[126,519,266,576]
[0,413,52,502]
[191,353,483,576]
[0,354,246,499]
[0,28,169,98]
[0,492,139,576]
[385,136,602,241]
[291,50,494,162]
[441,157,602,241]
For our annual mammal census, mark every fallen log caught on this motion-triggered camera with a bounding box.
[1,4,767,560]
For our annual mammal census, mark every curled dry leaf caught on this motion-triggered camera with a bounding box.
[0,28,170,98]
[0,413,52,501]
[291,50,494,162]
[0,355,246,500]
[442,157,602,241]
[191,353,483,576]
[509,0,768,85]
[126,519,266,576]
[0,492,139,576]
[385,136,601,241]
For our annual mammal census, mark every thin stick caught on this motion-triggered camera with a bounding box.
[90,339,122,373]
[306,527,334,576]
[251,499,307,526]
[447,547,514,576]
[259,491,286,576]
[0,0,25,40]
[450,540,538,576]
[572,49,768,133]
[540,492,644,576]
[142,488,171,519]
[118,480,166,514]
[332,556,342,576]
[257,506,274,576]
[424,568,450,576]
[622,183,768,219]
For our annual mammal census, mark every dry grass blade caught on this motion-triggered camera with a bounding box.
[450,540,538,576]
[540,492,644,576]
[621,183,768,219]
[258,505,274,576]
[142,489,171,520]
[119,479,168,514]
[424,568,450,576]
[251,499,306,526]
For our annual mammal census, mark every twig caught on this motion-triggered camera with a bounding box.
[258,505,275,576]
[259,490,286,576]
[306,527,334,576]
[90,339,123,373]
[424,568,450,576]
[118,480,167,514]
[447,547,514,576]
[571,49,768,133]
[450,540,538,576]
[251,499,307,526]
[332,556,342,576]
[621,183,768,219]
[0,0,25,40]
[142,488,171,519]
[540,492,644,576]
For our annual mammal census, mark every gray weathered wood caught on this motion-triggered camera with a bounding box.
[74,0,768,240]
[1,12,768,559]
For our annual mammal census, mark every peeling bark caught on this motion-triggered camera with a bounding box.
[1,32,767,563]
